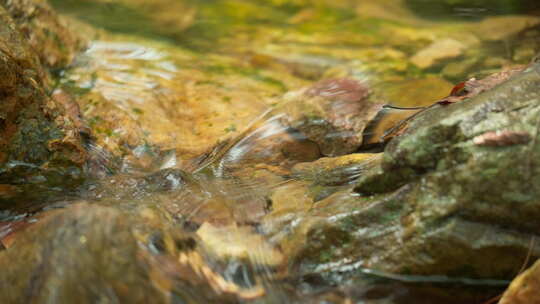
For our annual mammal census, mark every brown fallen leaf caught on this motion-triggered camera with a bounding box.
[499,258,540,304]
[438,66,526,105]
[376,65,529,144]
[473,130,531,147]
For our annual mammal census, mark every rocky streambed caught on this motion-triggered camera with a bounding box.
[1,0,540,303]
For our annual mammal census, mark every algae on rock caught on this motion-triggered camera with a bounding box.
[280,63,540,283]
[0,0,87,207]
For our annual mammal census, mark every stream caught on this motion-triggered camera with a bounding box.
[1,0,540,303]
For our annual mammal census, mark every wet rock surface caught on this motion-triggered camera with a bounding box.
[2,0,540,303]
[0,1,87,208]
[1,0,85,71]
[0,203,283,304]
[283,63,540,286]
[281,78,383,156]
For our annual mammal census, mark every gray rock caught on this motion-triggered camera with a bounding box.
[288,63,540,281]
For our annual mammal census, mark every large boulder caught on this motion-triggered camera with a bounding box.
[276,63,540,288]
[0,203,274,303]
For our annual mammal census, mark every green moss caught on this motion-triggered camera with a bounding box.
[224,124,237,133]
[49,0,176,43]
[319,250,333,262]
[249,74,287,91]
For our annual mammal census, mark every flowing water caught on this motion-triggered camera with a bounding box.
[2,0,540,302]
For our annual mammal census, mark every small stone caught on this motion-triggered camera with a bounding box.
[281,78,383,156]
[196,222,283,266]
[410,38,466,69]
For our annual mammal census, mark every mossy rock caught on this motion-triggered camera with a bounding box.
[284,63,540,284]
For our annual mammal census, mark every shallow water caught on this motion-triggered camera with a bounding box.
[3,0,540,302]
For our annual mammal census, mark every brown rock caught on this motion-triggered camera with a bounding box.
[0,203,265,303]
[1,0,86,70]
[0,3,87,203]
[281,78,383,156]
[410,38,466,69]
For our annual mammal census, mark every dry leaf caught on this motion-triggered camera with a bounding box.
[500,259,540,304]
[439,66,526,105]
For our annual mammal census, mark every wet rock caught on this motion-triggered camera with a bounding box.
[0,203,274,303]
[0,4,87,205]
[410,38,466,69]
[202,117,322,174]
[283,63,540,282]
[292,153,382,186]
[500,259,540,304]
[267,181,313,215]
[197,222,284,268]
[281,78,383,156]
[59,40,306,164]
[0,204,175,303]
[360,77,454,145]
[1,0,86,71]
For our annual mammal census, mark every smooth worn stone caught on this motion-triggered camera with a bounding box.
[410,38,466,69]
[281,78,383,156]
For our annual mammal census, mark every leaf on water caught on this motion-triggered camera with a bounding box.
[375,66,529,144]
